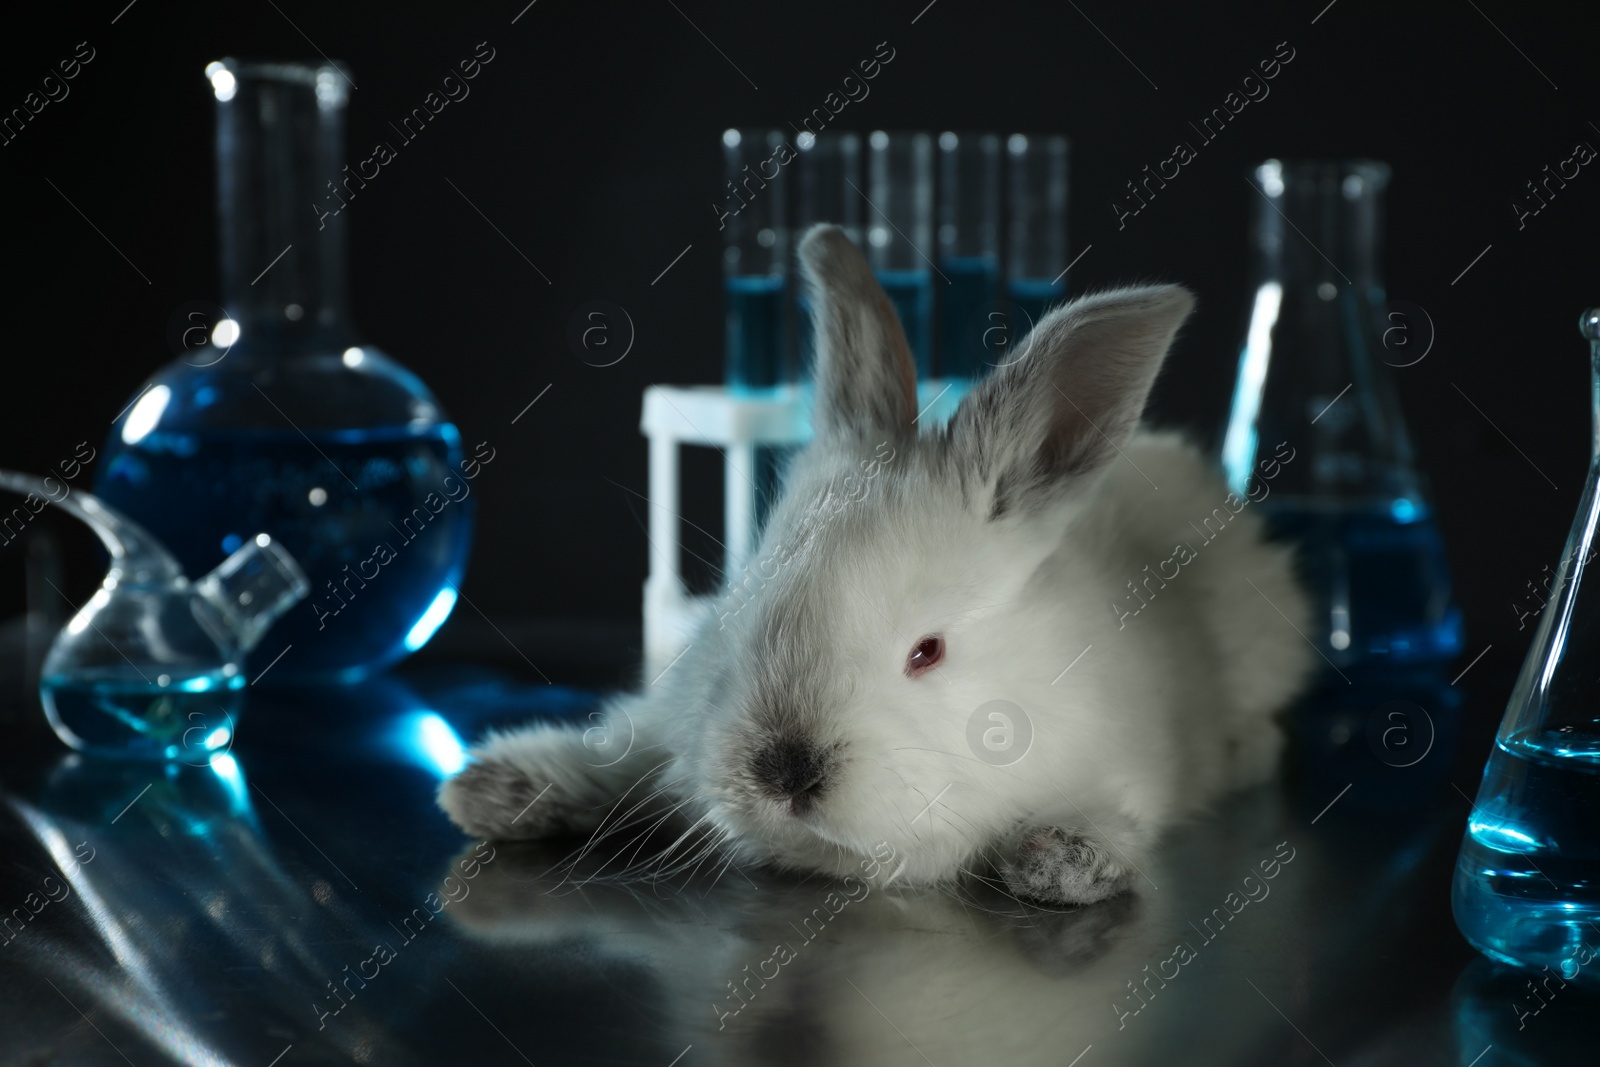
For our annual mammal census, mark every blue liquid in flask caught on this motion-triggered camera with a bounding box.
[1262,498,1464,665]
[98,423,471,682]
[1453,723,1600,982]
[42,665,243,761]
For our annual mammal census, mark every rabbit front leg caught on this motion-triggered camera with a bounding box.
[998,825,1145,906]
[438,696,663,841]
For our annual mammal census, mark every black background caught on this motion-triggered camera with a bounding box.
[1,0,1596,682]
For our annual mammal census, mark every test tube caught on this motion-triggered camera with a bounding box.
[867,130,934,377]
[937,131,1001,378]
[1006,134,1070,338]
[721,128,790,390]
[794,130,862,379]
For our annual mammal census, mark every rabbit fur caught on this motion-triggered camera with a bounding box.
[437,224,1315,906]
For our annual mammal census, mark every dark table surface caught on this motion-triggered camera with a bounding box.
[0,619,1592,1067]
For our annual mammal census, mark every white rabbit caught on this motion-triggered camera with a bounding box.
[438,224,1315,906]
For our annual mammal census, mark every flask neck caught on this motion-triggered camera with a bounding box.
[1592,336,1600,461]
[1222,159,1424,501]
[193,534,311,656]
[211,60,355,351]
[1248,160,1390,295]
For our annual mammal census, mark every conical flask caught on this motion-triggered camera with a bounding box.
[1451,309,1600,984]
[1219,159,1462,671]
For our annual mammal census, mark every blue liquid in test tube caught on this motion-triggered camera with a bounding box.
[1007,133,1070,348]
[725,274,786,390]
[877,269,934,374]
[937,131,1002,378]
[1009,277,1067,337]
[721,128,792,539]
[795,132,862,381]
[868,130,935,378]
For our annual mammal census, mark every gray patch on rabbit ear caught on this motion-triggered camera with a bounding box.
[951,284,1195,518]
[798,224,917,439]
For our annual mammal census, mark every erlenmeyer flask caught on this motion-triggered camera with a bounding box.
[1219,159,1462,671]
[1451,310,1600,984]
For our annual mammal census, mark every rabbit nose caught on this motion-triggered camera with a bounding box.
[750,736,828,808]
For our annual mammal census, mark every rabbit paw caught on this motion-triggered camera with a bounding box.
[436,726,599,841]
[999,827,1133,906]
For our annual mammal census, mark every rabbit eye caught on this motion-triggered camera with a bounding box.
[905,634,944,676]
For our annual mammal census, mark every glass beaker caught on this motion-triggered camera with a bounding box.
[1219,159,1462,671]
[1451,309,1600,985]
[94,59,475,684]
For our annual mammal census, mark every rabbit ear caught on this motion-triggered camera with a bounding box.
[949,284,1194,519]
[798,224,918,439]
